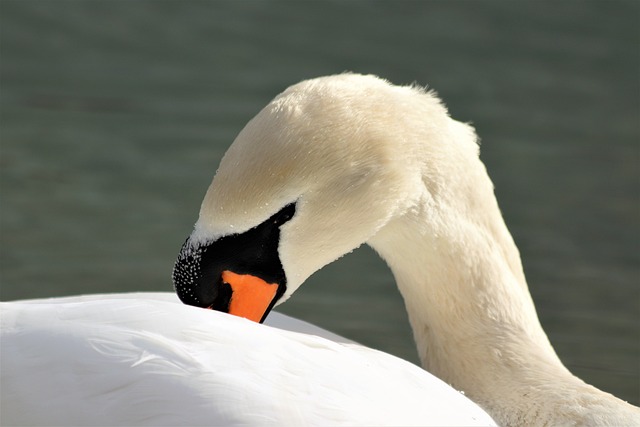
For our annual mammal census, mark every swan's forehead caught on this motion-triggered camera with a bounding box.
[195,77,408,239]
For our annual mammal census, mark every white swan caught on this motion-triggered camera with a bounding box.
[1,293,495,426]
[2,73,638,426]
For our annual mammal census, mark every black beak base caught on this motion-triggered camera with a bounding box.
[172,203,296,322]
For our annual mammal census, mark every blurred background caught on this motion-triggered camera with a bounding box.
[1,0,638,404]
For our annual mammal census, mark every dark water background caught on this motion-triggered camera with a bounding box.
[1,1,638,404]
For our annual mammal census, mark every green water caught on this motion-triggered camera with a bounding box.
[1,1,638,404]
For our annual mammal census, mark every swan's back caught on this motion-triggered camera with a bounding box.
[1,293,496,426]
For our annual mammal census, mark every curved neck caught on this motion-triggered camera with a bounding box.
[367,180,637,425]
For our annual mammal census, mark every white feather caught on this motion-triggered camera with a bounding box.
[1,293,496,426]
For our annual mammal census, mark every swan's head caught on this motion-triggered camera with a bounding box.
[172,73,472,322]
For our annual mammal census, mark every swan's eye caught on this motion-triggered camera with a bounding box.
[271,202,296,226]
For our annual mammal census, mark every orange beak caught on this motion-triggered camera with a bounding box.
[218,270,279,323]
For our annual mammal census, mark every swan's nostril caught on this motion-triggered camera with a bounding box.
[208,281,232,313]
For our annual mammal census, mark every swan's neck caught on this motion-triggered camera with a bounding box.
[367,167,637,425]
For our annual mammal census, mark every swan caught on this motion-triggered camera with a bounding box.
[170,73,639,425]
[1,73,637,426]
[1,293,495,426]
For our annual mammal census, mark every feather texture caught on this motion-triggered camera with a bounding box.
[1,293,496,426]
